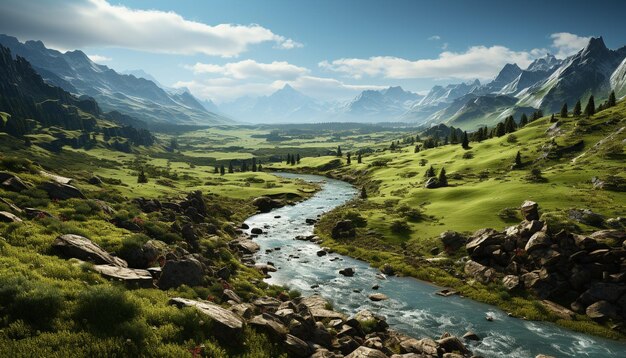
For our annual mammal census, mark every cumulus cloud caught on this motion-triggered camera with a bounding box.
[0,0,300,57]
[186,60,309,80]
[319,45,545,80]
[87,54,111,63]
[550,32,591,58]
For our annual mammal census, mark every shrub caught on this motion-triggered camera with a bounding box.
[462,151,474,159]
[343,210,367,227]
[10,284,64,329]
[390,220,411,234]
[506,134,518,143]
[74,286,141,333]
[0,156,38,173]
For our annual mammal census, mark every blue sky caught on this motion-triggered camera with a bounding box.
[1,0,626,102]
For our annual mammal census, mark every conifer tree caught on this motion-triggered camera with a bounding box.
[461,131,469,149]
[495,122,506,137]
[337,145,342,157]
[241,161,248,172]
[360,186,367,199]
[560,103,568,118]
[290,155,296,165]
[438,167,448,187]
[550,114,556,122]
[220,164,225,175]
[357,153,362,163]
[137,169,148,183]
[450,128,458,144]
[228,161,234,173]
[414,144,420,153]
[257,163,263,171]
[214,166,219,174]
[519,113,528,127]
[515,151,522,167]
[584,95,595,117]
[608,90,617,107]
[573,100,582,116]
[346,152,351,164]
[425,166,435,178]
[296,154,301,164]
[252,157,257,172]
[390,142,396,150]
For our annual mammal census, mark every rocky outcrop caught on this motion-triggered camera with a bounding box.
[40,181,85,200]
[458,200,626,324]
[252,196,284,213]
[92,264,154,288]
[1,173,31,192]
[0,211,22,223]
[52,234,127,267]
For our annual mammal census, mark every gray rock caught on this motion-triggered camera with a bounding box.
[158,258,204,289]
[521,201,539,221]
[462,331,480,341]
[53,234,127,267]
[41,181,85,200]
[340,267,356,277]
[345,346,388,358]
[2,175,31,192]
[284,333,311,357]
[368,293,389,301]
[230,238,260,254]
[249,314,288,338]
[169,297,244,337]
[92,264,153,288]
[353,310,388,332]
[502,275,520,291]
[440,231,466,251]
[0,211,22,223]
[464,260,496,284]
[525,231,551,252]
[436,336,469,355]
[586,300,619,322]
[252,196,283,213]
[332,220,356,239]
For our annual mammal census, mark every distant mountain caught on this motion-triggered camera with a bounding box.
[402,80,481,122]
[0,34,229,126]
[517,37,626,112]
[526,54,562,72]
[121,69,164,88]
[611,57,626,98]
[341,86,422,120]
[480,63,522,93]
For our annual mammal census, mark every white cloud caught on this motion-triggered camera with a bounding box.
[319,45,544,80]
[0,0,300,57]
[186,59,309,80]
[550,32,591,58]
[428,35,441,41]
[87,54,111,63]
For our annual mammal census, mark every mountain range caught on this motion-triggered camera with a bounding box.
[0,35,229,127]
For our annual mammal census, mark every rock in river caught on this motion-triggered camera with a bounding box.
[368,293,388,301]
[339,267,355,277]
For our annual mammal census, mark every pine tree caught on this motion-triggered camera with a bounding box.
[290,155,296,165]
[425,166,435,178]
[495,122,506,137]
[390,142,396,150]
[252,157,257,172]
[573,100,582,116]
[357,153,362,163]
[137,169,148,183]
[337,145,342,157]
[584,95,595,117]
[560,103,568,118]
[257,163,263,171]
[461,131,469,149]
[220,164,225,176]
[296,154,300,164]
[214,166,219,174]
[519,113,528,127]
[608,90,617,107]
[241,161,248,172]
[228,161,234,173]
[414,144,420,153]
[438,167,448,187]
[515,151,522,167]
[346,152,351,164]
[450,128,458,144]
[286,154,291,164]
[360,186,367,199]
[550,114,556,122]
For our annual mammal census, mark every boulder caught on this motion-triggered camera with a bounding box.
[252,196,283,213]
[229,238,260,254]
[436,336,469,355]
[2,175,31,192]
[398,336,438,355]
[0,211,22,223]
[87,176,103,185]
[353,310,388,332]
[53,234,127,267]
[332,220,356,239]
[464,260,495,284]
[586,300,619,322]
[339,267,355,277]
[424,177,440,189]
[41,182,85,200]
[169,297,244,337]
[568,209,605,227]
[465,228,503,257]
[440,231,466,251]
[158,258,204,289]
[380,264,395,276]
[39,170,72,184]
[345,346,388,358]
[284,334,311,357]
[521,201,539,221]
[251,227,263,234]
[525,231,551,252]
[299,295,347,320]
[368,293,389,301]
[541,300,575,320]
[502,275,520,291]
[462,331,480,341]
[249,314,288,338]
[92,264,153,288]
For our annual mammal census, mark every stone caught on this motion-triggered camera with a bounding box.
[158,258,204,289]
[170,297,244,337]
[223,289,242,304]
[568,209,604,227]
[284,334,311,357]
[88,176,103,185]
[332,220,356,239]
[541,300,575,320]
[465,228,503,257]
[462,331,480,341]
[440,231,466,251]
[525,231,551,252]
[251,227,263,234]
[340,267,355,277]
[586,300,619,322]
[464,260,496,284]
[424,177,440,189]
[380,264,395,276]
[436,336,469,355]
[39,170,72,184]
[92,264,153,288]
[317,249,328,257]
[0,211,22,223]
[252,196,283,213]
[502,275,520,291]
[299,295,347,320]
[368,293,388,301]
[353,310,388,332]
[229,238,260,254]
[249,314,288,338]
[2,175,30,192]
[53,234,127,267]
[345,346,388,358]
[40,182,85,200]
[398,337,438,355]
[521,201,539,221]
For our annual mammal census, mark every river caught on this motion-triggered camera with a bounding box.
[243,173,626,358]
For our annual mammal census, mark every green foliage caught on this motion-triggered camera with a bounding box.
[73,286,141,333]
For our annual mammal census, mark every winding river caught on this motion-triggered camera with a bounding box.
[244,173,626,358]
